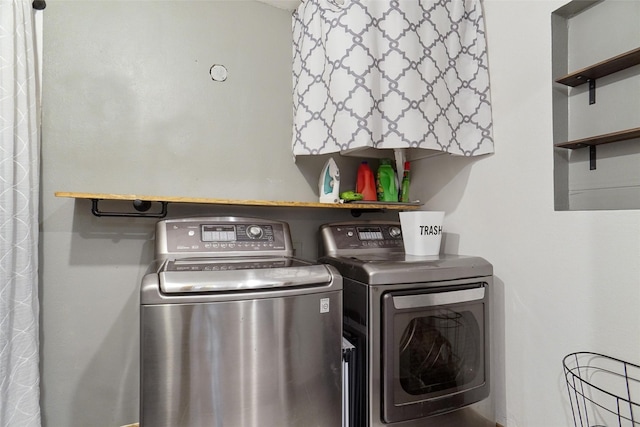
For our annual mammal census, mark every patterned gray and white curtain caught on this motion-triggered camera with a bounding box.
[0,1,41,426]
[292,0,494,157]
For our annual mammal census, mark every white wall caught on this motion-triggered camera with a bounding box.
[413,1,640,425]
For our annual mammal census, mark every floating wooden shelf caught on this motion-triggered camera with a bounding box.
[555,47,640,87]
[55,192,422,218]
[554,127,640,149]
[554,127,640,171]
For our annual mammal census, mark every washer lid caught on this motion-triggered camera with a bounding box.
[158,257,334,293]
[318,254,492,285]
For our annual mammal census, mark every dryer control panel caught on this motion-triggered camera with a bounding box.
[155,217,293,259]
[320,221,404,255]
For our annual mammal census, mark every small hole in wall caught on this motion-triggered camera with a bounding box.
[210,64,228,82]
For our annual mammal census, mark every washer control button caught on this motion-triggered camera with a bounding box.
[247,225,263,239]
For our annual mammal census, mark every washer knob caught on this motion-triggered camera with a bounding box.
[247,225,263,239]
[389,226,402,238]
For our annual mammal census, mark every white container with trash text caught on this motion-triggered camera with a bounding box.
[398,211,445,256]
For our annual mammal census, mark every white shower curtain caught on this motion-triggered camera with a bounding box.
[0,1,42,426]
[292,0,494,157]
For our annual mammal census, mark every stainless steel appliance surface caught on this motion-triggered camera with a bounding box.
[319,220,493,427]
[141,217,343,427]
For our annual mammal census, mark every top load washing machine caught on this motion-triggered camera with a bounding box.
[140,216,343,427]
[319,220,493,427]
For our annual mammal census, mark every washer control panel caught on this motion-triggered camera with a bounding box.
[155,217,292,258]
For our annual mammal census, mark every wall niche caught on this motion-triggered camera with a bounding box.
[552,0,640,211]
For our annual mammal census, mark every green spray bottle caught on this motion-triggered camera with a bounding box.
[400,161,410,202]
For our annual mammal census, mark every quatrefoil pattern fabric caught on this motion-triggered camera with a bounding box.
[292,0,494,156]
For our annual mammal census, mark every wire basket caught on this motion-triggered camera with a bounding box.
[564,352,640,427]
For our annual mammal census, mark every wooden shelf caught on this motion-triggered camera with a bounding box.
[554,127,640,149]
[55,192,422,217]
[555,47,640,87]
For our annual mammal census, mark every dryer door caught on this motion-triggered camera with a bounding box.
[381,282,489,423]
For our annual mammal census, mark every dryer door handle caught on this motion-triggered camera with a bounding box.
[392,286,485,309]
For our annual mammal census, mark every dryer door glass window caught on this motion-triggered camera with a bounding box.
[398,309,481,395]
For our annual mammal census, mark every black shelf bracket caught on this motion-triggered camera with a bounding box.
[91,199,168,218]
[590,145,597,170]
[350,208,386,217]
[588,79,596,105]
